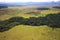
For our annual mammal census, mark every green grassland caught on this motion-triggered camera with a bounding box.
[0,6,60,20]
[0,6,60,40]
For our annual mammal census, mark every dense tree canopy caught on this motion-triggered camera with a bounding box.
[0,13,60,32]
[37,8,50,10]
[53,6,60,9]
[0,4,8,9]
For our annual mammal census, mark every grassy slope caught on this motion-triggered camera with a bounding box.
[0,25,60,40]
[0,6,60,40]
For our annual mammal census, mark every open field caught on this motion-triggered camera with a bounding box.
[0,5,60,40]
[0,6,60,20]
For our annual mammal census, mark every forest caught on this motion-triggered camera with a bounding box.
[0,12,60,32]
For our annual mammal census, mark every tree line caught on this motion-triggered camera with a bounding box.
[0,13,60,32]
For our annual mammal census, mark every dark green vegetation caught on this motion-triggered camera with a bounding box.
[53,6,60,9]
[0,13,60,32]
[0,6,8,9]
[37,8,50,10]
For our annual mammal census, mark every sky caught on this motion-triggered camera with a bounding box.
[0,0,59,2]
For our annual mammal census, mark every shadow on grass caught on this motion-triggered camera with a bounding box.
[0,13,60,32]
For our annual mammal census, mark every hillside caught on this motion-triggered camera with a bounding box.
[0,5,60,40]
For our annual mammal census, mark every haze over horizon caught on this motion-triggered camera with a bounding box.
[0,0,60,3]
